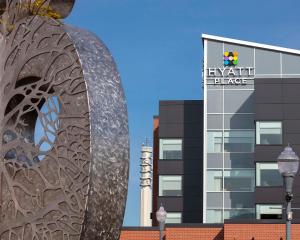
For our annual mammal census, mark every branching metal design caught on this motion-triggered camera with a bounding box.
[0,1,129,240]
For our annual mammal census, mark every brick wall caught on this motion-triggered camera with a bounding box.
[224,223,300,240]
[120,228,159,240]
[166,226,223,240]
[120,224,300,240]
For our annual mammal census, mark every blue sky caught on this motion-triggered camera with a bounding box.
[66,0,300,226]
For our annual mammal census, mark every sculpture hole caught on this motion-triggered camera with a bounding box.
[34,96,60,161]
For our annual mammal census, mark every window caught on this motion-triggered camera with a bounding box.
[256,121,282,145]
[208,131,222,153]
[224,170,255,192]
[224,209,255,220]
[256,204,282,219]
[165,212,182,224]
[159,139,182,159]
[224,131,254,152]
[207,170,222,191]
[206,209,223,223]
[256,163,282,187]
[159,176,182,196]
[224,192,254,208]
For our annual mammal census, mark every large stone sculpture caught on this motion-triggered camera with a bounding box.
[0,1,129,239]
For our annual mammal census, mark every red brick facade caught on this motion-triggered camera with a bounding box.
[120,224,300,240]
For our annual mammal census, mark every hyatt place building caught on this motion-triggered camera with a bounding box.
[151,35,300,226]
[203,34,300,223]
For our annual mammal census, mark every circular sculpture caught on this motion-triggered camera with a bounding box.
[0,1,129,239]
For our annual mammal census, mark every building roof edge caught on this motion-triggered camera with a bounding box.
[202,33,300,55]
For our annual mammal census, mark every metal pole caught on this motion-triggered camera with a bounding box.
[286,196,292,240]
[159,222,163,240]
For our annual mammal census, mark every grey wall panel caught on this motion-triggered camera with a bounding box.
[207,114,222,129]
[182,197,203,210]
[255,146,284,162]
[224,114,254,129]
[255,83,282,104]
[255,187,284,204]
[207,153,223,168]
[158,160,184,175]
[159,123,184,137]
[283,83,300,103]
[255,49,281,75]
[284,120,300,133]
[184,138,203,147]
[184,146,204,159]
[284,104,300,119]
[255,103,283,119]
[207,193,223,208]
[282,53,300,74]
[182,124,204,138]
[224,90,254,113]
[207,90,223,113]
[159,104,184,123]
[157,197,183,211]
[284,134,300,144]
[183,159,203,174]
[207,40,223,69]
[182,211,203,223]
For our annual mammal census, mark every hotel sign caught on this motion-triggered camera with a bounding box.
[206,66,255,85]
[206,51,255,85]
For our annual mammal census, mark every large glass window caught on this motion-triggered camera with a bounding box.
[207,131,222,153]
[256,121,282,145]
[256,163,282,187]
[159,139,182,159]
[224,209,255,220]
[224,192,254,208]
[207,170,222,191]
[165,212,182,224]
[256,204,282,219]
[224,170,255,191]
[159,175,182,196]
[224,131,254,152]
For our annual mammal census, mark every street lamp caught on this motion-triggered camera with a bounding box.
[156,206,167,240]
[277,144,300,240]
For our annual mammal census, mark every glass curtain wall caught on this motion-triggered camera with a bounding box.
[206,87,255,223]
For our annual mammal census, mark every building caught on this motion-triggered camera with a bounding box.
[203,34,300,223]
[150,34,300,225]
[152,100,204,225]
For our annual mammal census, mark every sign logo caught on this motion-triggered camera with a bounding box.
[224,51,238,66]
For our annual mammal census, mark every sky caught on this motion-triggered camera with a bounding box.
[65,0,300,226]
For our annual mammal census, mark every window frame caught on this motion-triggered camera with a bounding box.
[165,212,182,224]
[256,204,283,220]
[256,162,283,187]
[158,175,183,197]
[159,138,183,160]
[255,121,283,146]
[223,130,255,153]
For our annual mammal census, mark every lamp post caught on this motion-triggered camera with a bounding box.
[156,206,167,240]
[277,144,300,240]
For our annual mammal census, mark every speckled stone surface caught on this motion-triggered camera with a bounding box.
[65,26,129,240]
